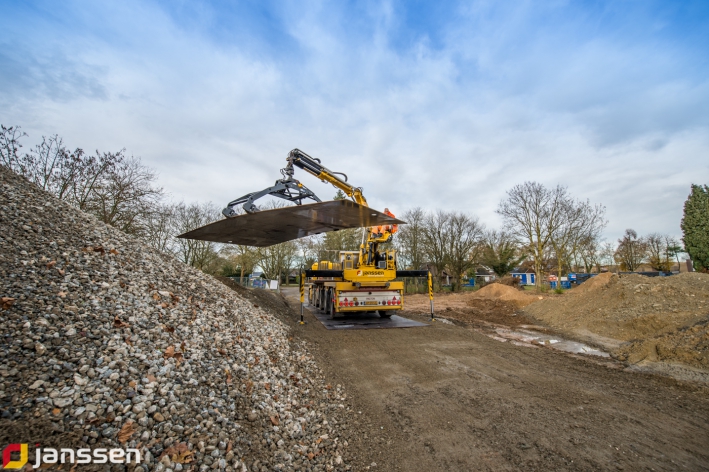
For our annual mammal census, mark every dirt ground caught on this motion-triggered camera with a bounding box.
[270,286,709,471]
[524,273,709,343]
[402,288,538,328]
[524,273,709,370]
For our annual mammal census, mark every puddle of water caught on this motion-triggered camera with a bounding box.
[490,328,610,358]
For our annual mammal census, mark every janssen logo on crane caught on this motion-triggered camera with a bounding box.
[356,270,385,276]
[2,443,141,469]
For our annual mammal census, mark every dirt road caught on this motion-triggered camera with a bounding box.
[277,287,709,471]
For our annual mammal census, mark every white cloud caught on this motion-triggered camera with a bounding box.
[1,0,707,245]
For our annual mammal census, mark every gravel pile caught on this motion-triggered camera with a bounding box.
[0,165,352,471]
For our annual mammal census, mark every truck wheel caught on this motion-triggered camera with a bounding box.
[378,310,392,318]
[318,288,324,310]
[328,289,336,319]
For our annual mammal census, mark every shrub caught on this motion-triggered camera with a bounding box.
[681,184,709,272]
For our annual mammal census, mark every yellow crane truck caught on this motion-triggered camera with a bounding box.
[183,148,434,320]
[278,149,433,319]
[305,249,433,319]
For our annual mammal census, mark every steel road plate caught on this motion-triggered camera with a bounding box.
[310,310,429,330]
[177,200,405,247]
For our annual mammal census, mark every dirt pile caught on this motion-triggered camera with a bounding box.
[523,271,709,368]
[570,271,615,294]
[495,275,521,288]
[469,283,537,307]
[401,286,537,327]
[617,318,709,368]
[0,166,350,470]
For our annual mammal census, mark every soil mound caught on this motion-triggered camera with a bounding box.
[0,166,350,470]
[523,271,709,368]
[616,317,709,368]
[569,271,615,294]
[470,283,537,307]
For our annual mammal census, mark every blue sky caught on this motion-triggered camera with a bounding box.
[1,0,708,242]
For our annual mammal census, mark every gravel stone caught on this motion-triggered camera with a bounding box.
[0,166,353,470]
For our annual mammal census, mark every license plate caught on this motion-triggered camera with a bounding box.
[365,301,378,306]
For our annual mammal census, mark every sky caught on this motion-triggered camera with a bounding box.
[1,0,708,243]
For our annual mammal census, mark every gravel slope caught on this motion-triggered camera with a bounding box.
[0,165,352,471]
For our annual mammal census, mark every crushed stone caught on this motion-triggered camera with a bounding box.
[0,165,352,471]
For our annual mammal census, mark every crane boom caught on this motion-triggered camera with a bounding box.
[222,148,366,216]
[287,149,368,207]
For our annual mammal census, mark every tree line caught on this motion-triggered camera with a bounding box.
[213,182,703,290]
[2,125,707,289]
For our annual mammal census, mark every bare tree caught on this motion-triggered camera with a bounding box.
[396,207,426,270]
[396,207,428,293]
[12,133,71,193]
[0,126,115,206]
[296,235,321,271]
[646,233,679,272]
[87,156,164,235]
[445,212,485,291]
[0,125,27,169]
[225,244,257,279]
[497,182,570,288]
[251,200,299,284]
[598,241,616,271]
[214,244,255,279]
[209,202,258,278]
[142,202,178,254]
[256,241,299,283]
[420,210,452,288]
[575,235,602,273]
[614,229,647,271]
[1,125,164,237]
[172,202,222,271]
[550,198,607,281]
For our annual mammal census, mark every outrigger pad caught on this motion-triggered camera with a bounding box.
[178,200,405,247]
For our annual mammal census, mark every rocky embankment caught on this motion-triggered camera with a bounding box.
[0,165,351,471]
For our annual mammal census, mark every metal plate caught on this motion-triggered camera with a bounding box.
[310,310,429,330]
[177,200,405,247]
